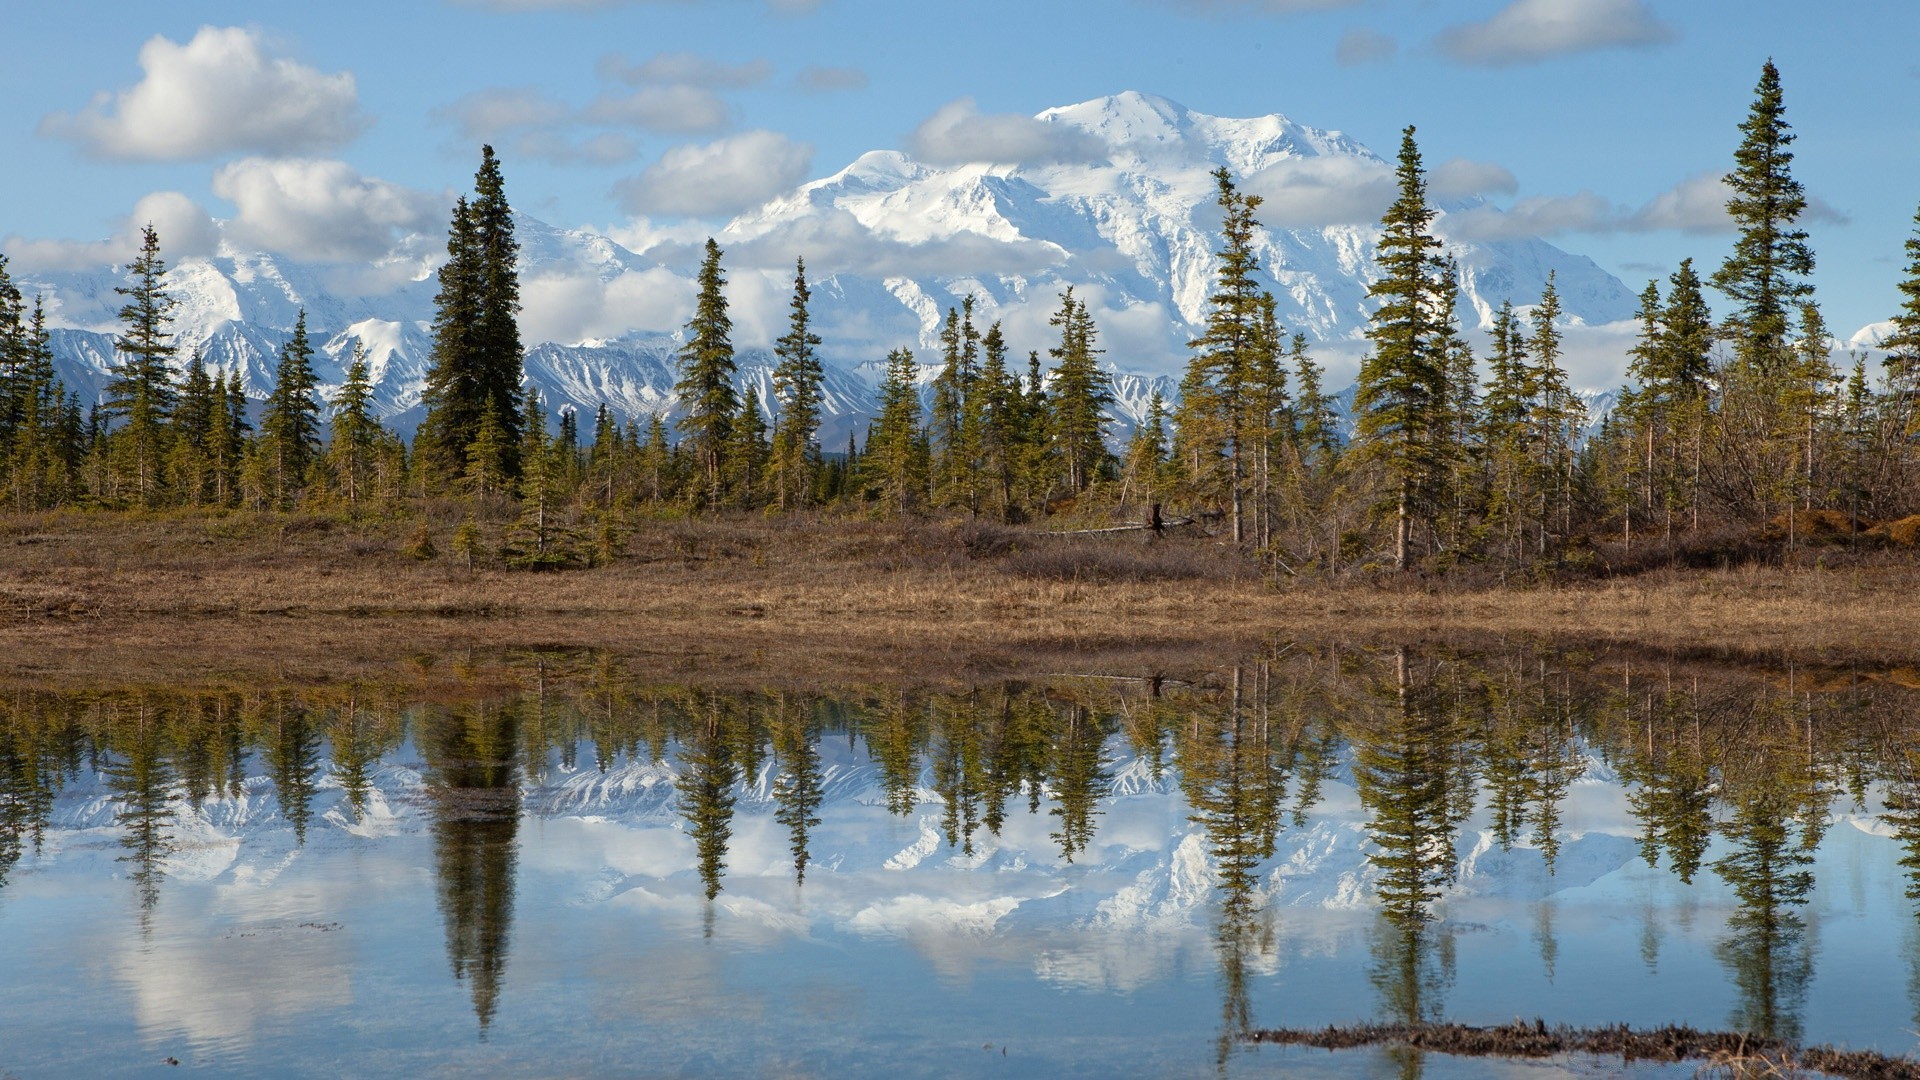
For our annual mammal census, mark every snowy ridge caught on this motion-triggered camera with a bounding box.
[17,93,1648,439]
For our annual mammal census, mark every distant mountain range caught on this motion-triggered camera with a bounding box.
[17,92,1644,444]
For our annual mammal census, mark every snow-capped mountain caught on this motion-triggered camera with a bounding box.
[16,92,1644,438]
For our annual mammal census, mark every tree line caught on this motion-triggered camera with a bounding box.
[4,643,1914,1041]
[3,61,1917,575]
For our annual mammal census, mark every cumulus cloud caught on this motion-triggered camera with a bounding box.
[214,158,443,262]
[596,51,773,88]
[1439,191,1617,242]
[1436,0,1676,67]
[1243,156,1395,227]
[585,85,733,134]
[794,65,869,93]
[1429,158,1519,200]
[615,131,813,217]
[520,266,695,344]
[40,26,365,161]
[906,99,1108,168]
[4,192,221,272]
[435,86,571,141]
[509,130,640,165]
[1624,172,1733,233]
[1335,28,1397,66]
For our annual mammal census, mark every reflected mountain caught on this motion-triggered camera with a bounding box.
[2,644,1919,1058]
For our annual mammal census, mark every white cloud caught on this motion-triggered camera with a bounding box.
[214,158,443,263]
[509,130,640,165]
[1335,28,1397,66]
[1436,0,1675,67]
[3,192,220,272]
[615,131,813,217]
[1242,156,1395,227]
[1439,192,1616,242]
[1430,158,1519,200]
[1624,172,1733,234]
[39,26,364,161]
[1620,171,1850,234]
[794,65,869,93]
[596,51,773,88]
[520,266,695,344]
[906,99,1108,168]
[585,86,733,134]
[436,87,571,141]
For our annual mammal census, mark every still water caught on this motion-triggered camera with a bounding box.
[2,645,1917,1077]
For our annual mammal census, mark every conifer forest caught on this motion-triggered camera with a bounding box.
[1,62,1915,580]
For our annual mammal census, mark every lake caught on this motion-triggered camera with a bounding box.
[2,644,1916,1077]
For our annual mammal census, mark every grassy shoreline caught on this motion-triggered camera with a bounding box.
[4,508,1916,681]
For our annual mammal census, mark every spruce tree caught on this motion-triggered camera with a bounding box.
[0,255,26,445]
[769,257,824,509]
[1712,60,1814,378]
[860,348,926,512]
[1882,202,1920,422]
[1046,288,1114,497]
[729,384,770,506]
[419,196,483,485]
[107,225,178,506]
[1181,168,1270,543]
[170,349,218,504]
[974,321,1022,518]
[1480,300,1534,563]
[418,146,524,488]
[674,239,738,506]
[260,310,322,507]
[1527,274,1584,557]
[329,344,381,506]
[1354,128,1449,570]
[470,145,524,474]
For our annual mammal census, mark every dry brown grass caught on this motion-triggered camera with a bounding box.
[2,509,1916,681]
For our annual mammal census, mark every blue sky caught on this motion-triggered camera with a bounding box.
[3,0,1916,343]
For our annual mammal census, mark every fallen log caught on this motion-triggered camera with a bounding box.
[1243,1021,1920,1080]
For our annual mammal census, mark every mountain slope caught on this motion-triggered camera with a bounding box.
[19,92,1639,437]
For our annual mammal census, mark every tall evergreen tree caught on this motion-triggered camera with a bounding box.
[169,349,218,505]
[1881,203,1920,473]
[1711,60,1815,379]
[769,257,825,509]
[328,344,382,506]
[860,348,926,512]
[106,225,179,506]
[1046,288,1114,496]
[1354,128,1450,571]
[470,145,524,473]
[419,196,483,485]
[418,146,524,488]
[1180,168,1270,543]
[674,239,739,507]
[259,310,322,507]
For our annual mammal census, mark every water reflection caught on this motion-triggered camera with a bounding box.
[420,701,522,1033]
[0,645,1918,1066]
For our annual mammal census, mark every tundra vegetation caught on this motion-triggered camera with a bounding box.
[1,62,1918,664]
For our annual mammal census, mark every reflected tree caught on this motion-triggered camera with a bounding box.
[678,699,739,906]
[771,696,823,884]
[420,701,523,1034]
[266,696,321,846]
[105,701,179,934]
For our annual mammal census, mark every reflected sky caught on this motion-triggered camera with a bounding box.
[1,647,1917,1077]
